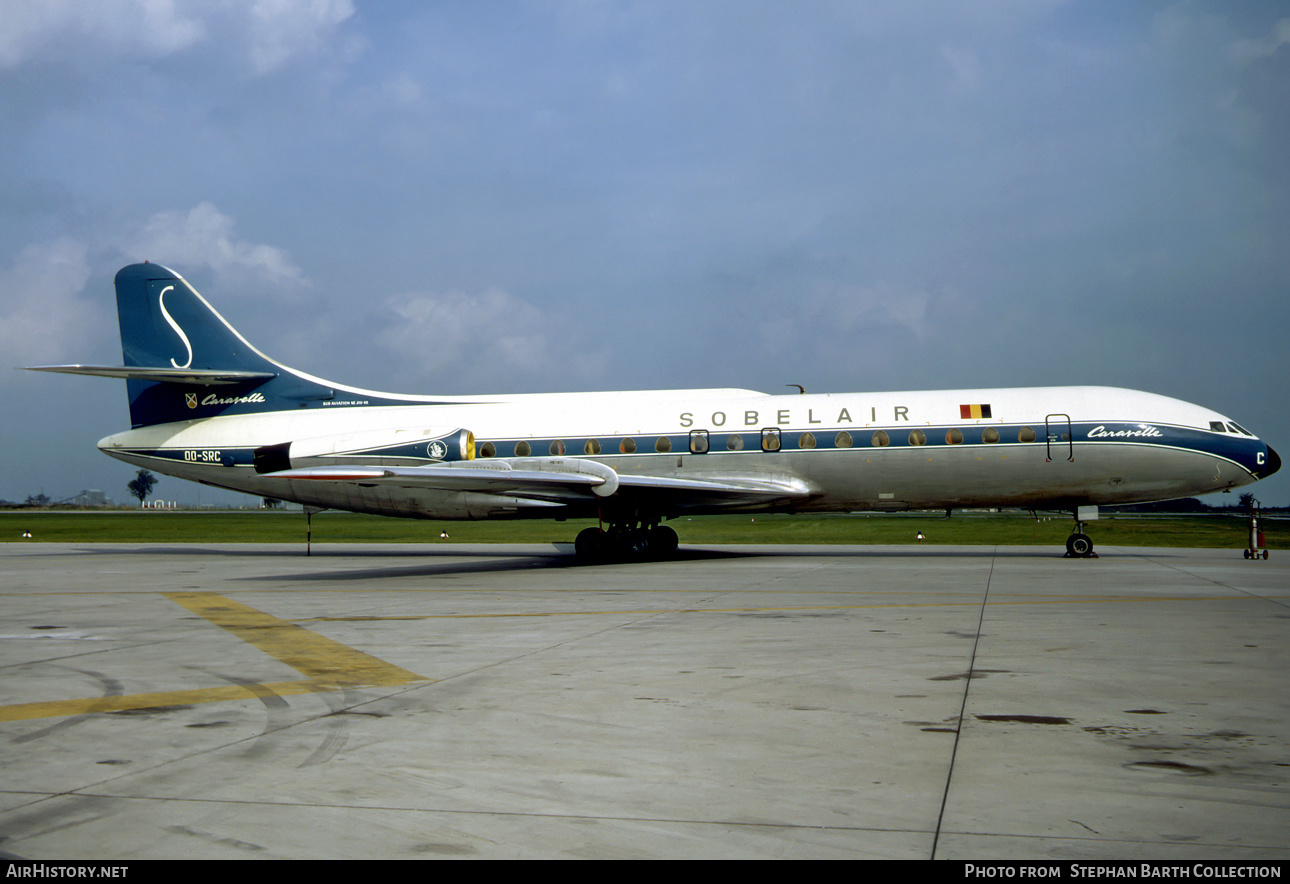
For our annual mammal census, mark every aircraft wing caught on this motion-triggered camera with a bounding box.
[265,458,816,510]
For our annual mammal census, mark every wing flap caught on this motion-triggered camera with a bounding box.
[617,472,816,504]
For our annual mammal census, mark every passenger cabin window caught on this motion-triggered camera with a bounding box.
[655,436,672,453]
[479,441,497,458]
[620,438,636,454]
[584,439,601,455]
[871,430,889,447]
[727,434,745,451]
[908,430,927,446]
[550,440,566,456]
[1018,427,1036,443]
[798,432,816,449]
[689,430,709,454]
[835,431,853,448]
[515,441,531,457]
[761,428,782,452]
[981,428,1000,444]
[945,429,963,445]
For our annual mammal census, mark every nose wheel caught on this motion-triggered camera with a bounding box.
[1065,532,1095,557]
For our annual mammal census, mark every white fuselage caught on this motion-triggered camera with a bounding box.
[98,384,1271,520]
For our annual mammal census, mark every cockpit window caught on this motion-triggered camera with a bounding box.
[1229,422,1254,436]
[1210,421,1227,433]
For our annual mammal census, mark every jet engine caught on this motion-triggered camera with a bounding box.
[253,427,474,474]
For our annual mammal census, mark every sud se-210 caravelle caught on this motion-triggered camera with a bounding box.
[30,263,1281,559]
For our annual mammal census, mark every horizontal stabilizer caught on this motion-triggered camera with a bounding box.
[25,365,276,386]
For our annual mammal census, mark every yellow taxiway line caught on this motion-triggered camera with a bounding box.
[0,592,428,723]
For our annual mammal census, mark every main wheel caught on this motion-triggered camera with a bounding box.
[574,527,603,561]
[648,525,679,558]
[1066,533,1094,557]
[625,532,651,558]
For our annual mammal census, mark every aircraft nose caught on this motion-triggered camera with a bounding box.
[1263,444,1281,478]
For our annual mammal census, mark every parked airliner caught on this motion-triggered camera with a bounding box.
[30,263,1280,559]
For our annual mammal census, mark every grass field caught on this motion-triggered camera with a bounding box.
[1,510,1279,550]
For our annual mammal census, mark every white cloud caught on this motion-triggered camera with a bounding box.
[2,201,302,379]
[0,0,204,68]
[123,202,304,285]
[751,279,966,379]
[940,45,983,92]
[243,0,357,74]
[377,287,606,391]
[0,0,355,74]
[1231,18,1290,62]
[0,238,101,370]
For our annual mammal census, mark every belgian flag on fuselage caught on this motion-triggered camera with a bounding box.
[959,403,992,420]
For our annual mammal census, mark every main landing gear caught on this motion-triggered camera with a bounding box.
[1064,505,1099,558]
[574,517,679,562]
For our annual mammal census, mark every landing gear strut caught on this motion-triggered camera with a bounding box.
[1065,505,1099,558]
[574,512,678,562]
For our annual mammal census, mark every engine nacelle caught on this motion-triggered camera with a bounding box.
[253,427,474,474]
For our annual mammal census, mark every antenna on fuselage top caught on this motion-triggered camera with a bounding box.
[787,384,805,394]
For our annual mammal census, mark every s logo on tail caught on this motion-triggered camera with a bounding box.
[158,285,194,369]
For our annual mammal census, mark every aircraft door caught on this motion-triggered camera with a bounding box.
[1045,414,1073,462]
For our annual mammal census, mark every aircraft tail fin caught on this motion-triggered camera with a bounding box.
[110,262,351,427]
[27,263,345,428]
[30,262,451,427]
[113,263,274,372]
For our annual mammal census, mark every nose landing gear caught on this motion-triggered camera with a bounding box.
[1065,505,1099,558]
[1065,531,1095,557]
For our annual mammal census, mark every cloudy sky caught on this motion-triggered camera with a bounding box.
[2,0,1287,509]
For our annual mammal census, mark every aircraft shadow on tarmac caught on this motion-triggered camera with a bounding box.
[39,543,1160,584]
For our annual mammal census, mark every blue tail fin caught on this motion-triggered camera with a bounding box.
[114,263,337,427]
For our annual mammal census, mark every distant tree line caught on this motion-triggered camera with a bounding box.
[1104,493,1283,514]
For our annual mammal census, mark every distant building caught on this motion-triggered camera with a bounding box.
[59,490,114,507]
